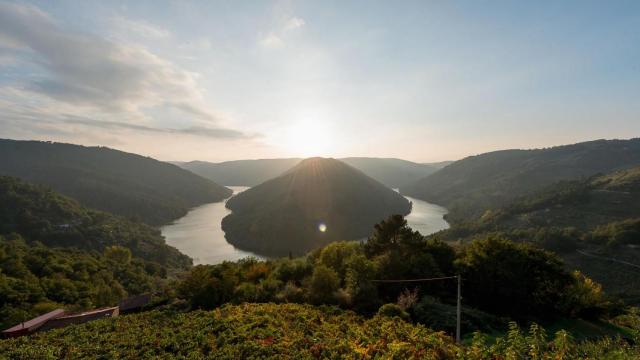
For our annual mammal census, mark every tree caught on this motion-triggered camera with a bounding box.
[455,235,573,319]
[308,265,340,304]
[104,246,132,265]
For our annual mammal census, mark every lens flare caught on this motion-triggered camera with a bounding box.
[318,223,327,233]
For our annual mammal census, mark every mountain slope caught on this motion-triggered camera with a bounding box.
[340,157,440,188]
[180,158,301,186]
[402,138,640,222]
[482,166,640,231]
[0,176,191,269]
[0,139,232,225]
[222,158,411,256]
[180,157,441,188]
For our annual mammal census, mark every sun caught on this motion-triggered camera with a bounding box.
[283,120,333,157]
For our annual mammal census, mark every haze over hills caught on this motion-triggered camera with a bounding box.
[180,158,301,187]
[401,138,640,223]
[0,139,232,225]
[221,157,412,256]
[179,157,446,188]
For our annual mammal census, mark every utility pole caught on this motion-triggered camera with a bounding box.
[456,275,462,344]
[371,275,462,343]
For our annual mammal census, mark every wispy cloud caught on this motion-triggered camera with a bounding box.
[259,15,306,49]
[111,16,171,39]
[0,2,247,136]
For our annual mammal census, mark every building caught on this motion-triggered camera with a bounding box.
[38,307,119,332]
[118,293,152,314]
[1,309,65,338]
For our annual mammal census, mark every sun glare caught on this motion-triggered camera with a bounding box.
[283,120,333,157]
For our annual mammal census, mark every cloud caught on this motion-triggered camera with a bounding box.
[111,16,170,39]
[284,17,305,31]
[259,33,285,49]
[0,2,237,129]
[61,117,255,140]
[259,16,305,49]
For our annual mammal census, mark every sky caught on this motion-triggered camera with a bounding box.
[0,0,638,163]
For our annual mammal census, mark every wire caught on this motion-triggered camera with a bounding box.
[371,275,458,283]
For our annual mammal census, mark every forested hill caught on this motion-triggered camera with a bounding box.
[180,157,443,188]
[0,176,191,269]
[401,138,640,223]
[480,166,640,231]
[0,139,232,225]
[222,158,411,256]
[181,158,301,186]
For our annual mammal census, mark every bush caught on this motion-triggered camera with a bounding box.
[377,303,410,321]
[308,265,340,304]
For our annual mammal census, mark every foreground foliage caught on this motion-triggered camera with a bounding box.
[0,303,638,359]
[179,216,607,328]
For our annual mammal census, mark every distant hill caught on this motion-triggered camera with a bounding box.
[222,158,411,256]
[0,175,191,269]
[340,157,442,188]
[0,139,232,225]
[180,157,442,188]
[181,158,301,187]
[401,139,640,223]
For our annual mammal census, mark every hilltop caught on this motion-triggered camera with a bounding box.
[0,139,232,225]
[180,157,444,188]
[401,138,640,223]
[222,158,411,256]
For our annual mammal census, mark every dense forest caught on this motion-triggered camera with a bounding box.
[401,138,640,223]
[0,176,190,269]
[0,139,232,225]
[222,158,411,256]
[430,167,640,304]
[0,176,190,329]
[180,157,446,188]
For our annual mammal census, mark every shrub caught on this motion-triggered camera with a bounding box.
[377,303,409,321]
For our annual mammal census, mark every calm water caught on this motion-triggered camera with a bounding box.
[161,186,449,264]
[160,186,263,264]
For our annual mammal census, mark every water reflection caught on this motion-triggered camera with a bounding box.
[161,186,263,265]
[162,186,449,265]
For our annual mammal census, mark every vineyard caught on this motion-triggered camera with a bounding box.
[1,303,638,359]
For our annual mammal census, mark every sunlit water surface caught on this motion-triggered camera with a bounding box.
[162,186,449,265]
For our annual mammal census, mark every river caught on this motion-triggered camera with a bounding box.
[161,186,449,265]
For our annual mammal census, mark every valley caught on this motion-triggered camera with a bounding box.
[161,186,450,264]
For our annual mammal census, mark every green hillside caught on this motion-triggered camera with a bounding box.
[180,157,442,188]
[434,168,640,303]
[402,138,640,223]
[0,176,191,329]
[0,176,190,269]
[481,166,640,231]
[222,158,411,256]
[1,303,637,359]
[0,139,232,225]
